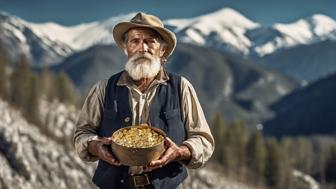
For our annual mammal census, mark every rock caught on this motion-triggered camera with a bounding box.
[292,170,320,189]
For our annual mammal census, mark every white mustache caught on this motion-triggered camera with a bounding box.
[131,53,153,62]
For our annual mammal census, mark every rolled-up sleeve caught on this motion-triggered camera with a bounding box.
[180,77,215,169]
[73,80,107,161]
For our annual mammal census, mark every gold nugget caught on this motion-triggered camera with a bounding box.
[112,126,165,148]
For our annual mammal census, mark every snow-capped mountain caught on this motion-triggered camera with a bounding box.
[166,8,336,57]
[2,8,336,66]
[1,8,336,81]
[249,14,336,56]
[0,12,72,66]
[27,13,135,51]
[165,8,260,55]
[0,11,134,66]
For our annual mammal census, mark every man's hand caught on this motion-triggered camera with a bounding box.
[149,137,191,169]
[88,137,121,166]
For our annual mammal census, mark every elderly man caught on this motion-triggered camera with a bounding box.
[73,12,214,189]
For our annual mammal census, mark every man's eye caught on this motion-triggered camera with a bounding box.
[145,40,157,46]
[130,39,139,44]
[148,39,157,44]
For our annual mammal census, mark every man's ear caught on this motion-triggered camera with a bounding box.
[123,48,128,56]
[159,45,167,58]
[122,43,128,55]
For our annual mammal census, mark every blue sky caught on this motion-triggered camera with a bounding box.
[1,0,336,26]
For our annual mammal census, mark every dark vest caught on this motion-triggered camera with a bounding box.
[92,71,188,189]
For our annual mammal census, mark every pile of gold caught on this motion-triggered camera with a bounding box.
[112,126,165,148]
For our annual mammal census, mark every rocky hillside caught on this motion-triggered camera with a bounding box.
[0,99,96,189]
[0,99,254,189]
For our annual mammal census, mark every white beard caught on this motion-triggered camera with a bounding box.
[125,53,161,81]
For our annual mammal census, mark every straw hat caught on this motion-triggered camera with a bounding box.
[113,12,176,58]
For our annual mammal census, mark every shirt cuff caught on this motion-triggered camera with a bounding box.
[181,141,203,169]
[77,135,100,162]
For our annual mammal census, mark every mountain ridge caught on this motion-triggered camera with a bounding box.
[1,8,336,67]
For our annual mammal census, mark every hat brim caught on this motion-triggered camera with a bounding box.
[113,22,176,58]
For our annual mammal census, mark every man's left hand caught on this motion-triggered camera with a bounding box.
[148,137,191,169]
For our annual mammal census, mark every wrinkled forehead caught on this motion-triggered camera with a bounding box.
[124,27,162,40]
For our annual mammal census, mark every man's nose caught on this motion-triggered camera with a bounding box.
[138,41,149,53]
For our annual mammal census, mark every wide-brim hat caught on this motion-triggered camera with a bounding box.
[113,12,176,58]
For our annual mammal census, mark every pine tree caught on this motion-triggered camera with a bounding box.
[281,137,294,165]
[319,144,328,186]
[293,137,313,174]
[222,124,236,176]
[223,121,248,179]
[280,137,295,189]
[325,144,336,182]
[222,143,234,176]
[246,129,266,185]
[9,57,31,109]
[54,72,77,104]
[211,113,226,163]
[265,138,286,189]
[0,52,7,100]
[24,74,40,125]
[40,66,55,101]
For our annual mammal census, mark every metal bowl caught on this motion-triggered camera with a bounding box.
[111,125,166,166]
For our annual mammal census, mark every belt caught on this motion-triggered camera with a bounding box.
[130,173,154,188]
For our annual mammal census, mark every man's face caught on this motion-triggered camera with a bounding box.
[123,28,166,80]
[124,28,165,61]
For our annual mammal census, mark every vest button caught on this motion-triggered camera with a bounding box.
[124,117,130,123]
[120,179,124,183]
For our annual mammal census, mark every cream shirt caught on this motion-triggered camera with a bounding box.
[73,69,214,169]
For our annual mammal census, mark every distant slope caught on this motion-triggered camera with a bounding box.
[168,44,299,126]
[263,72,336,137]
[51,45,126,92]
[53,43,299,127]
[257,40,336,81]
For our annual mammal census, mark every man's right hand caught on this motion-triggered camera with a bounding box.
[88,137,121,166]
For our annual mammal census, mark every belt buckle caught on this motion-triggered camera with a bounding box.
[132,173,151,187]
